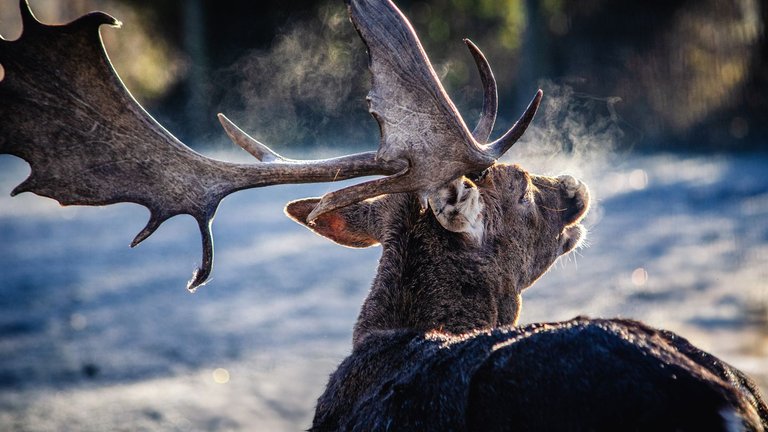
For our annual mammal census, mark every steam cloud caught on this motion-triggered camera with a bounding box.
[215,3,630,181]
[509,79,630,181]
[216,3,372,152]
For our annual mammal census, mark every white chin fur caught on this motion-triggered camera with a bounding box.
[429,179,485,245]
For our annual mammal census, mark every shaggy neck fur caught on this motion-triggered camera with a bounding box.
[352,193,521,347]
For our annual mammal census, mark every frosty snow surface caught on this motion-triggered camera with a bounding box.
[0,152,766,431]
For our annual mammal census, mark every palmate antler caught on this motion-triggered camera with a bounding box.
[306,0,542,220]
[0,0,528,290]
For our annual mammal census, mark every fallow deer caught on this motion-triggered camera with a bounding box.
[1,0,765,430]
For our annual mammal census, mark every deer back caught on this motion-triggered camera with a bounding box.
[311,318,767,432]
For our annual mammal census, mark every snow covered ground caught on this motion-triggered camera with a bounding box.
[0,150,766,431]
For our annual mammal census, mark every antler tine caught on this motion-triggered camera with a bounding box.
[18,0,42,30]
[482,89,543,159]
[307,167,411,222]
[217,113,409,177]
[218,113,284,163]
[464,39,498,144]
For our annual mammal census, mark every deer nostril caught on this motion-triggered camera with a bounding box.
[560,198,583,227]
[445,187,459,206]
[558,176,589,225]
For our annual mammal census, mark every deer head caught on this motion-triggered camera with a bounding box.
[287,165,589,345]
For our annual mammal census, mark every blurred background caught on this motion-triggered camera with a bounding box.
[0,0,766,430]
[1,0,765,151]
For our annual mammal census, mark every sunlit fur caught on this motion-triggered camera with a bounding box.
[428,177,485,244]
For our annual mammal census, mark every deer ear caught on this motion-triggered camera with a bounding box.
[428,177,485,244]
[285,198,380,248]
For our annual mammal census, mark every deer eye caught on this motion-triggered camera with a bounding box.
[518,188,533,206]
[518,193,529,205]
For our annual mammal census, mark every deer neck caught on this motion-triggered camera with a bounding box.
[352,194,522,348]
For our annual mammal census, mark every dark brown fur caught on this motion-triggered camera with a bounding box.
[311,318,766,431]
